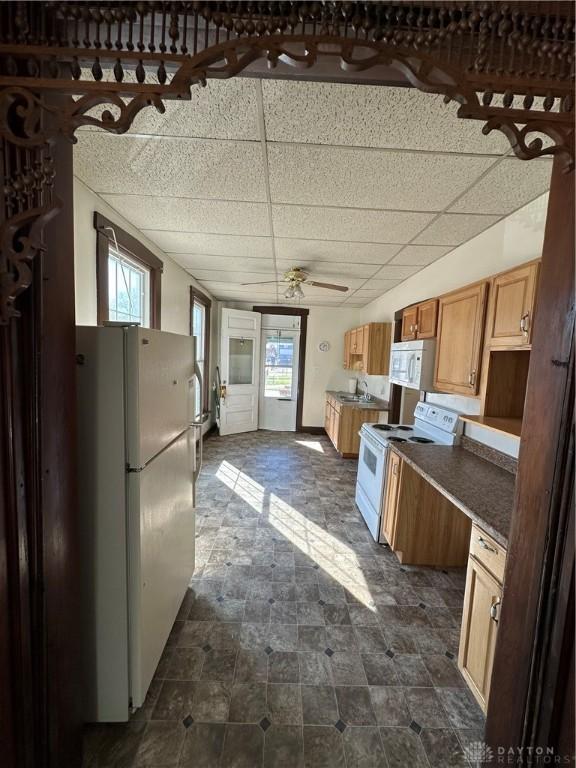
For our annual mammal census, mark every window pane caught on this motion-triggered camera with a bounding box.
[264,366,293,398]
[228,338,253,385]
[108,248,150,327]
[192,301,205,361]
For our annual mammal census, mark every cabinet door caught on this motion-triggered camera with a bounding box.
[343,331,351,369]
[332,407,340,447]
[381,452,401,545]
[355,325,366,354]
[434,282,488,395]
[401,307,418,341]
[325,401,332,435]
[486,262,539,347]
[416,299,438,339]
[458,556,502,712]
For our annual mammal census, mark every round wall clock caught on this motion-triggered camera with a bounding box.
[318,341,330,352]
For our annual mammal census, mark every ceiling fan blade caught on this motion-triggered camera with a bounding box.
[240,280,282,286]
[306,280,349,292]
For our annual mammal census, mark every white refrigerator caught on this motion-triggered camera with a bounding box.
[76,325,202,722]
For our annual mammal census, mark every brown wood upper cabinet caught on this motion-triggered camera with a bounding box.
[485,261,539,348]
[343,323,391,375]
[400,299,438,341]
[434,281,488,396]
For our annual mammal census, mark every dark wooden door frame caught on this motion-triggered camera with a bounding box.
[486,156,575,759]
[252,306,310,433]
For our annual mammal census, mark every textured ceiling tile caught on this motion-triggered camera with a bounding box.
[202,282,278,295]
[389,245,452,265]
[268,144,495,211]
[174,255,275,272]
[272,205,434,243]
[449,158,553,215]
[145,232,273,257]
[189,270,278,284]
[100,195,270,236]
[75,134,266,200]
[262,81,508,154]
[360,279,404,291]
[128,79,259,140]
[276,260,379,278]
[274,238,401,264]
[413,213,501,245]
[372,265,421,280]
[353,288,391,297]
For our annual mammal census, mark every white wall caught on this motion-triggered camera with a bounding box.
[73,178,218,430]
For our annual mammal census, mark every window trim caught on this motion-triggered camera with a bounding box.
[94,212,163,329]
[190,286,212,416]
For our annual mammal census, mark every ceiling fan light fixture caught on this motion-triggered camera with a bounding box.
[284,285,295,299]
[293,283,304,298]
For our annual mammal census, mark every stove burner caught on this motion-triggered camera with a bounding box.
[396,425,413,431]
[373,424,393,431]
[387,436,407,443]
[410,437,434,444]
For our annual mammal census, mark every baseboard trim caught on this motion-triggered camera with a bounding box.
[298,426,326,435]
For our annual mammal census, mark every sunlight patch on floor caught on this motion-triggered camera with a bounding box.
[215,458,375,609]
[294,439,325,453]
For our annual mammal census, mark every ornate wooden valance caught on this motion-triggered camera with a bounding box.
[0,1,574,323]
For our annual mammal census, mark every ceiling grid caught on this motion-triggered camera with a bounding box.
[74,79,552,307]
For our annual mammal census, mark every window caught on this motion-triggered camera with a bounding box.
[107,247,150,326]
[264,333,295,398]
[94,212,162,328]
[190,287,211,420]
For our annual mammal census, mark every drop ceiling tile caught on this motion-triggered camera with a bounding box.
[146,232,273,257]
[100,196,270,236]
[414,213,501,246]
[389,245,452,265]
[267,144,495,211]
[262,81,509,154]
[449,158,552,215]
[352,289,390,298]
[129,79,260,140]
[372,265,421,280]
[189,270,279,285]
[275,239,401,264]
[272,206,434,243]
[75,134,266,200]
[359,279,403,291]
[202,282,278,295]
[176,255,275,273]
[276,260,379,279]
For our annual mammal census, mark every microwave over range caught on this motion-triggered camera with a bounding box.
[389,339,436,391]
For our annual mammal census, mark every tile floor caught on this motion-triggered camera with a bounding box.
[84,431,485,767]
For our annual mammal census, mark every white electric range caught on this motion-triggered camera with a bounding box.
[355,402,462,542]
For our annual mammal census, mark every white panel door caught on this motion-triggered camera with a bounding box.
[219,308,261,436]
[125,327,195,468]
[259,327,300,431]
[127,429,195,710]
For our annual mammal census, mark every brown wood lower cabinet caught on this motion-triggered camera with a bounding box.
[459,525,507,713]
[325,394,385,457]
[380,452,471,566]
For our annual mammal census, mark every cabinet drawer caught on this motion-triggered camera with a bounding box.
[469,524,506,582]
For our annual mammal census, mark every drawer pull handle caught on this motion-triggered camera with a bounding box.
[478,537,497,553]
[490,598,501,623]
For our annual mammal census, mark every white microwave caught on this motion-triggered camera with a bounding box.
[389,339,436,391]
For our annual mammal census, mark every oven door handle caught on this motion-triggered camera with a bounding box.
[359,430,385,454]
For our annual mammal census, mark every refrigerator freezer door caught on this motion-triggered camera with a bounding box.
[127,428,195,710]
[125,327,195,468]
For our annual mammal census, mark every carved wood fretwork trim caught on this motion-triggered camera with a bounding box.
[0,1,574,323]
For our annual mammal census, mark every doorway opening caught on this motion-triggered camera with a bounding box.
[259,315,301,431]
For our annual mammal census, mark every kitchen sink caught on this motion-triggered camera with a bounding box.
[339,395,363,402]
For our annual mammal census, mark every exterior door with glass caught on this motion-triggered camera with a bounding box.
[259,328,300,432]
[219,308,261,436]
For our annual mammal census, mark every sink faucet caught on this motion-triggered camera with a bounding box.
[360,381,372,401]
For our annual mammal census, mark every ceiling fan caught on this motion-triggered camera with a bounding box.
[241,266,349,299]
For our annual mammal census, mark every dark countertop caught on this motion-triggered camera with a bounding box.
[389,442,515,547]
[326,390,389,411]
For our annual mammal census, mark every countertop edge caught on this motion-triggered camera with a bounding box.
[388,444,509,548]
